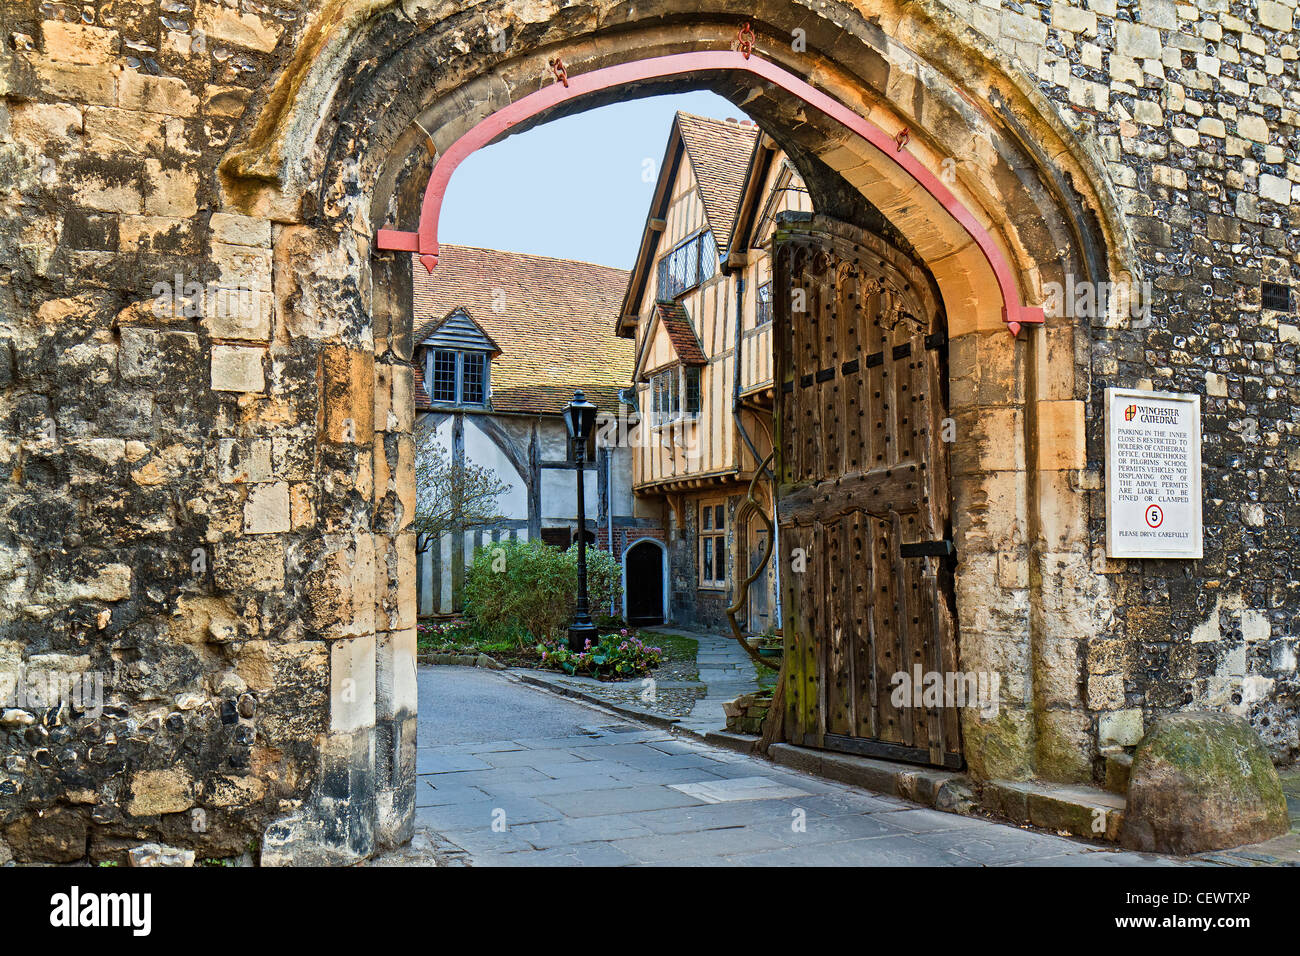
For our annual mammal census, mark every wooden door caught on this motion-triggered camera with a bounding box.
[746,520,772,634]
[626,540,665,625]
[773,215,961,769]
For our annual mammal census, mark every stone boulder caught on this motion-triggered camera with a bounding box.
[1120,712,1289,855]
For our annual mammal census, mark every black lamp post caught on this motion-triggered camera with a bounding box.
[564,390,599,651]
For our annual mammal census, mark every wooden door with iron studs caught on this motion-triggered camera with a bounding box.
[773,214,961,769]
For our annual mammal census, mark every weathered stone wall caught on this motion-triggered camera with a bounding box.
[0,0,1295,863]
[0,0,420,864]
[944,0,1300,771]
[666,492,741,630]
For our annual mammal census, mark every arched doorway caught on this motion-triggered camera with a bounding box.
[623,538,667,626]
[211,1,1130,863]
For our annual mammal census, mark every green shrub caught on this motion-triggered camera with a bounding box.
[462,539,623,644]
[538,630,664,680]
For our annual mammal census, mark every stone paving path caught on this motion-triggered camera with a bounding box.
[511,626,771,729]
[414,665,1181,866]
[670,627,773,736]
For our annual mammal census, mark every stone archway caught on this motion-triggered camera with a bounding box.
[213,1,1135,863]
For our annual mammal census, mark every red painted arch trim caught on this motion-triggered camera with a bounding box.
[375,50,1044,336]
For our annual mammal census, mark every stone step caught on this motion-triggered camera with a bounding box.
[767,743,1125,841]
[703,729,760,755]
[982,780,1125,842]
[768,744,974,812]
[1104,751,1133,794]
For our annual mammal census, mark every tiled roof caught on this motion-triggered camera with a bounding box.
[412,245,634,416]
[411,362,433,411]
[654,300,707,367]
[675,112,760,256]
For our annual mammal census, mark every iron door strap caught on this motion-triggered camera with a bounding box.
[899,539,955,558]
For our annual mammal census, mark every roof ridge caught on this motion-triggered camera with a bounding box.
[436,242,631,274]
[676,109,756,126]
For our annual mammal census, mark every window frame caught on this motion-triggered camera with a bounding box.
[755,281,773,327]
[656,230,718,300]
[684,366,701,417]
[698,498,728,590]
[430,349,458,404]
[1262,281,1292,313]
[648,365,702,428]
[425,348,490,408]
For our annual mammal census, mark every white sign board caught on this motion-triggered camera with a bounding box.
[1105,388,1203,559]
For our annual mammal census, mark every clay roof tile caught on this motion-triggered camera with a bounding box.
[653,300,707,367]
[412,245,633,416]
[674,112,760,256]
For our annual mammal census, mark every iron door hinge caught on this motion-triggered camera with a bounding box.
[900,539,955,558]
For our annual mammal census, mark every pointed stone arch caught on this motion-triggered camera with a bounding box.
[210,0,1142,861]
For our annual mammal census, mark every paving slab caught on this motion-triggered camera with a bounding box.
[415,795,563,831]
[755,810,914,847]
[506,815,659,849]
[609,825,790,863]
[478,747,595,768]
[669,775,811,803]
[600,766,736,786]
[908,824,1100,865]
[539,785,708,817]
[434,827,540,856]
[415,780,492,807]
[626,798,832,835]
[412,664,1191,867]
[472,773,633,798]
[879,807,996,834]
[784,789,915,816]
[727,833,951,866]
[481,842,640,867]
[424,765,552,788]
[416,751,493,774]
[461,739,530,754]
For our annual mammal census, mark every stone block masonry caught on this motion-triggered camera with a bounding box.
[0,0,1295,863]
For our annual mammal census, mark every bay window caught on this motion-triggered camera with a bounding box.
[649,365,701,426]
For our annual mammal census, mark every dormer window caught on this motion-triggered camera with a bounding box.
[417,307,499,409]
[657,230,717,300]
[429,349,488,406]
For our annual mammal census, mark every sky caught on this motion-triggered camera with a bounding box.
[439,91,748,272]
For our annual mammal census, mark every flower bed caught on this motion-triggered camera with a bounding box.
[537,630,664,680]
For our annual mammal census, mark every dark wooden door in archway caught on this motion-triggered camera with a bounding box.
[773,215,961,769]
[626,541,665,625]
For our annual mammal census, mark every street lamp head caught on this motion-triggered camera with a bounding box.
[564,389,598,442]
